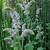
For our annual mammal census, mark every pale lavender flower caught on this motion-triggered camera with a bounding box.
[10,11,20,20]
[13,11,20,20]
[21,29,35,38]
[17,0,33,10]
[3,28,16,36]
[23,0,35,10]
[12,20,21,29]
[23,1,32,10]
[10,10,20,29]
[22,23,26,32]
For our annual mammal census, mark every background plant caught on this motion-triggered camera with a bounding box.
[0,0,50,50]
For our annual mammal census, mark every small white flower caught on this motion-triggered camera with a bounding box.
[36,15,38,18]
[24,10,29,15]
[36,8,42,15]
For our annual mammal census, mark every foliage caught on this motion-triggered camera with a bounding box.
[0,0,49,50]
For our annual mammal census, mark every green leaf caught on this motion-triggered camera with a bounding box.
[37,47,44,50]
[13,36,21,42]
[0,46,1,50]
[24,43,33,50]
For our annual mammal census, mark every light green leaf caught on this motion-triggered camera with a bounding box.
[24,43,33,50]
[37,47,44,50]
